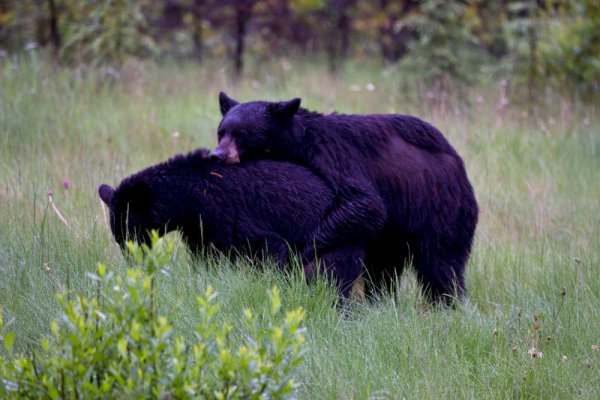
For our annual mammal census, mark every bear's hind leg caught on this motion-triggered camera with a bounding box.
[305,246,366,298]
[363,237,409,298]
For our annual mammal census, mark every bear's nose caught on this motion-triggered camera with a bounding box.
[209,148,227,161]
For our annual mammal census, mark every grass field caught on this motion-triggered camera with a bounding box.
[1,54,599,398]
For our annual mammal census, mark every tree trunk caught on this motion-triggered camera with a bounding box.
[192,21,203,62]
[234,1,250,80]
[378,0,417,62]
[528,0,538,110]
[326,0,353,74]
[47,0,61,51]
[339,3,351,60]
[326,31,338,73]
[190,0,206,63]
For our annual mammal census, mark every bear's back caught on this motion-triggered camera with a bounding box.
[316,112,458,156]
[112,150,334,246]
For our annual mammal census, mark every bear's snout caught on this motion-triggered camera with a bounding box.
[211,136,241,164]
[209,147,228,161]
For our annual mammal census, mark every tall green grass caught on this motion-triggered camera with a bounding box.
[1,54,598,398]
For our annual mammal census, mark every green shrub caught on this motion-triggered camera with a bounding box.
[539,0,600,93]
[505,0,600,94]
[60,0,159,67]
[0,232,306,399]
[399,0,481,85]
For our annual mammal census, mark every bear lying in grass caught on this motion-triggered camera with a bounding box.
[98,148,364,297]
[212,93,479,303]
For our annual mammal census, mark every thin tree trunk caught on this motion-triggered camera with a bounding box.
[378,0,389,60]
[326,32,338,73]
[528,0,538,111]
[191,0,205,63]
[47,0,61,51]
[338,1,352,60]
[192,21,203,62]
[234,2,250,80]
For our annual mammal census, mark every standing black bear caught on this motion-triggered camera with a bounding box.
[98,148,364,297]
[211,93,479,303]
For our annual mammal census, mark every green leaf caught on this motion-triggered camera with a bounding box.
[270,286,281,314]
[48,385,60,400]
[3,331,15,351]
[118,338,128,358]
[97,263,107,278]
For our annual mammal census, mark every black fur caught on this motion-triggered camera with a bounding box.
[213,95,479,303]
[99,148,365,297]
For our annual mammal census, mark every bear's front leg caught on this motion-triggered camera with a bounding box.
[256,232,292,269]
[304,245,366,298]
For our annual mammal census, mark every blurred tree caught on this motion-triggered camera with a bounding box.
[505,0,540,102]
[539,0,600,93]
[0,0,14,49]
[0,0,597,94]
[209,0,257,79]
[0,0,43,51]
[399,0,480,85]
[377,0,419,62]
[469,0,508,58]
[287,0,326,53]
[60,0,159,67]
[233,0,255,78]
[505,0,600,97]
[151,0,209,61]
[189,0,208,61]
[46,0,60,50]
[323,0,355,72]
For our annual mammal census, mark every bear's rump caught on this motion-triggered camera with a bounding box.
[370,136,471,235]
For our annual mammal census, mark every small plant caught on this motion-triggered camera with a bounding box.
[0,232,306,399]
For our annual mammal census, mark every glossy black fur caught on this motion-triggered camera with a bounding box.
[98,149,365,296]
[214,93,479,303]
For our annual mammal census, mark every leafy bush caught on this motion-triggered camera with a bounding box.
[60,0,158,66]
[539,0,600,93]
[505,0,600,94]
[400,0,481,85]
[0,232,306,399]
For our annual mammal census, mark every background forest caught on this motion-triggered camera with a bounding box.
[1,0,599,92]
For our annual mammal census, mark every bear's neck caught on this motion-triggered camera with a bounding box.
[271,116,316,161]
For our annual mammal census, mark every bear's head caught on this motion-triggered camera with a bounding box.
[99,182,162,249]
[210,92,301,164]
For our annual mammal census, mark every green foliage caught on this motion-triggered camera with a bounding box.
[60,0,158,66]
[400,0,481,84]
[539,0,600,92]
[290,0,326,13]
[506,0,600,94]
[0,232,306,399]
[2,0,599,91]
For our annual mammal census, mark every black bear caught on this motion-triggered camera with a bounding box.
[98,148,365,297]
[211,93,479,303]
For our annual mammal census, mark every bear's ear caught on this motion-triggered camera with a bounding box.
[269,98,301,120]
[98,184,115,205]
[219,91,239,116]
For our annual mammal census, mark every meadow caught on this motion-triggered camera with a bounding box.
[0,54,599,398]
